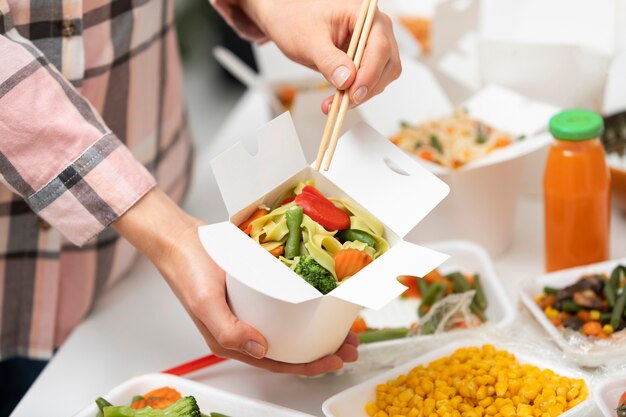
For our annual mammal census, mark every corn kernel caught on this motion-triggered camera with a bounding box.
[366,402,379,416]
[589,310,600,321]
[500,404,516,417]
[603,324,614,335]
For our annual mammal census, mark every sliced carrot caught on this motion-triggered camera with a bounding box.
[419,150,435,162]
[390,136,401,145]
[142,387,181,401]
[398,275,420,298]
[423,269,444,285]
[577,310,591,322]
[268,245,284,257]
[334,249,373,281]
[539,294,556,310]
[351,317,368,333]
[130,399,148,410]
[494,137,511,148]
[238,208,269,235]
[551,317,563,327]
[582,321,603,336]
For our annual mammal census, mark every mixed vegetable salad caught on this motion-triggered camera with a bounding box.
[390,108,516,169]
[93,387,230,417]
[535,265,626,339]
[352,268,489,343]
[237,181,389,294]
[365,345,588,417]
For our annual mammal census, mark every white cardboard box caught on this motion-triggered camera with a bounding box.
[198,113,450,364]
[358,59,558,256]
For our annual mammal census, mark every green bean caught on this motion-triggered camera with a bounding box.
[417,277,429,298]
[336,229,377,248]
[210,413,234,417]
[420,316,440,335]
[284,206,303,259]
[420,282,443,305]
[448,272,471,293]
[543,286,559,295]
[610,265,626,291]
[603,277,617,308]
[96,398,113,413]
[611,284,626,329]
[431,283,447,305]
[560,300,582,313]
[358,327,410,344]
[470,303,487,322]
[600,312,613,323]
[472,274,488,310]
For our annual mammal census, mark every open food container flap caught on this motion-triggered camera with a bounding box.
[198,222,322,304]
[358,59,453,137]
[320,122,450,238]
[329,241,449,310]
[210,112,307,217]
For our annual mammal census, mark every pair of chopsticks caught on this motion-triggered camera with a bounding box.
[162,354,227,376]
[314,0,379,171]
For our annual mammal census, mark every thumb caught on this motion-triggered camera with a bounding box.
[307,39,357,90]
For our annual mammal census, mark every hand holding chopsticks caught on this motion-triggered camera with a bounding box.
[315,0,379,171]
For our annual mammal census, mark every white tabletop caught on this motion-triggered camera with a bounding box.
[12,90,626,417]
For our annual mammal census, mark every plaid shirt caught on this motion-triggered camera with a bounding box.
[0,0,204,360]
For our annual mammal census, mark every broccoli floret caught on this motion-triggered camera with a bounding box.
[101,397,200,417]
[294,255,337,295]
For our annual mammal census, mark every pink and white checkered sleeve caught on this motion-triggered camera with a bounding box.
[0,9,156,246]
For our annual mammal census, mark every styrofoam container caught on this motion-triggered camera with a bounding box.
[520,258,626,368]
[358,60,559,257]
[350,240,515,372]
[199,113,450,364]
[72,373,314,417]
[322,339,593,417]
[594,377,626,417]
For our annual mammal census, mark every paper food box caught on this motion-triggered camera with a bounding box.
[357,59,559,257]
[198,113,450,364]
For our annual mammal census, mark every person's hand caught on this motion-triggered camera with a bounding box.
[240,0,401,113]
[113,188,359,375]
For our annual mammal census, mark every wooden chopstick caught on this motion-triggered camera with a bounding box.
[322,0,378,171]
[162,354,227,376]
[314,0,373,171]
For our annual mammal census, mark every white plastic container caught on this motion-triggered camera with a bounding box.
[349,240,516,372]
[594,377,626,417]
[322,339,593,417]
[520,258,626,368]
[199,113,450,364]
[358,60,558,257]
[72,373,314,417]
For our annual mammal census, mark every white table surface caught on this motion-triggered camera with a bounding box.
[12,90,626,417]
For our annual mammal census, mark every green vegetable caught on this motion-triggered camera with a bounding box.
[561,300,582,313]
[470,303,487,322]
[472,274,488,310]
[96,397,113,417]
[476,124,487,144]
[131,396,145,404]
[294,255,337,295]
[600,312,613,323]
[610,265,626,292]
[448,272,471,293]
[358,327,409,343]
[336,229,377,248]
[417,277,429,298]
[102,397,200,417]
[429,134,443,154]
[603,274,617,308]
[418,283,444,317]
[209,414,233,417]
[285,206,303,259]
[543,286,559,295]
[611,282,626,329]
[400,121,412,128]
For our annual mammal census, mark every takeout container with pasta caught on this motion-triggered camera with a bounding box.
[198,113,450,364]
[358,60,559,257]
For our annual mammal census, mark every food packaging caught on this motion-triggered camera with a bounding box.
[344,240,515,373]
[198,112,450,364]
[72,373,315,417]
[521,258,626,368]
[594,377,626,417]
[358,60,558,257]
[322,337,593,417]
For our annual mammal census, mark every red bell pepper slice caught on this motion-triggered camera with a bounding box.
[295,186,350,230]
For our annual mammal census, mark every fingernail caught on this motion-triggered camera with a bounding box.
[331,66,351,88]
[243,341,266,359]
[353,86,368,104]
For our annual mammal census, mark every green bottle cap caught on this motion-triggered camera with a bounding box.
[549,109,604,141]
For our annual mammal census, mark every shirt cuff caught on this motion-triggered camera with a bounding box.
[28,133,156,246]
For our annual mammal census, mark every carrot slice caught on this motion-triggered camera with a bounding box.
[238,208,269,235]
[582,321,603,336]
[351,317,367,333]
[130,399,148,410]
[494,137,511,148]
[423,269,444,284]
[334,249,373,281]
[268,245,284,257]
[142,387,181,401]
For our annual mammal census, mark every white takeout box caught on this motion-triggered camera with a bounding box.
[199,113,450,364]
[358,59,558,257]
[594,377,626,417]
[521,258,626,368]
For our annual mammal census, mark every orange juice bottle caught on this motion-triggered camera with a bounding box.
[544,109,610,272]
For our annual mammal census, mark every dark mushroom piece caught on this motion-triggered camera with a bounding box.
[572,289,604,310]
